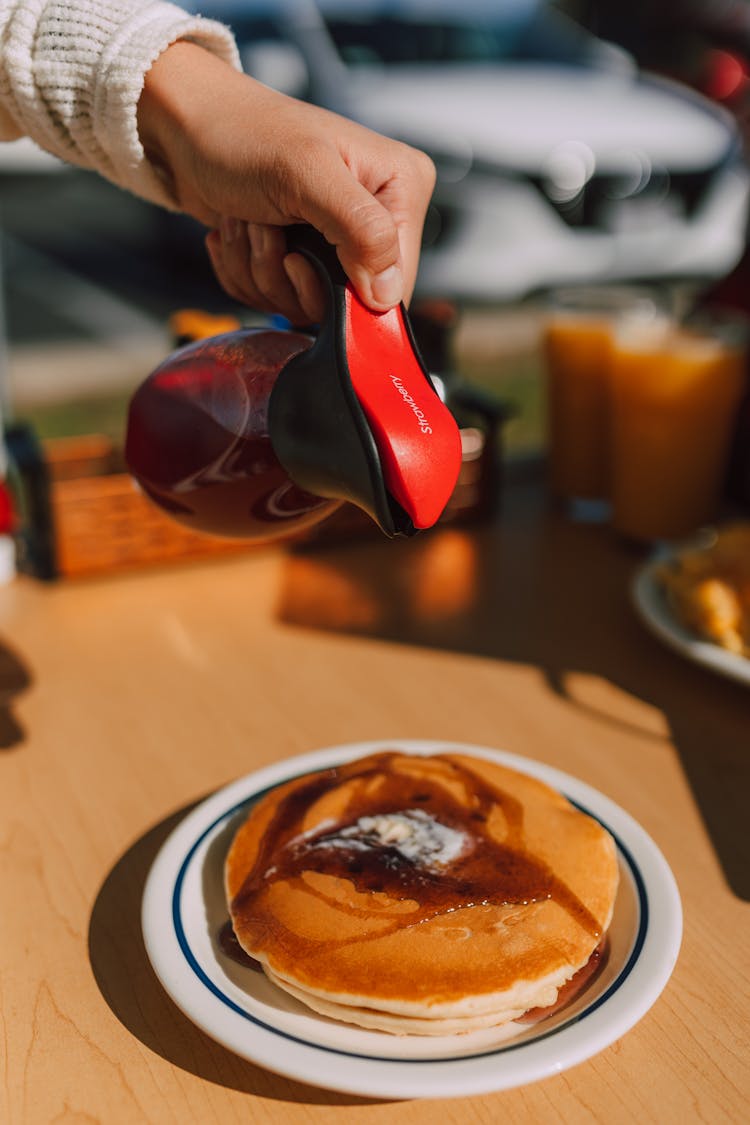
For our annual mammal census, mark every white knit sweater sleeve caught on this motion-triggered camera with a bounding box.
[0,0,240,207]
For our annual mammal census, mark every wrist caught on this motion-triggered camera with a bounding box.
[137,40,241,209]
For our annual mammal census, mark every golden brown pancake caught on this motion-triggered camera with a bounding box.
[225,751,618,1034]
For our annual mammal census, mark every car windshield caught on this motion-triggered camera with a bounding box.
[324,17,530,65]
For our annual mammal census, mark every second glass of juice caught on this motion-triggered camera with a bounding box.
[609,316,748,541]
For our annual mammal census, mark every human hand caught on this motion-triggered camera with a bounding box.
[137,41,435,324]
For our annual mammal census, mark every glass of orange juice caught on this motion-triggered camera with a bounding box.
[543,288,665,505]
[609,314,748,541]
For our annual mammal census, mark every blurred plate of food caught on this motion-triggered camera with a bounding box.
[632,523,750,685]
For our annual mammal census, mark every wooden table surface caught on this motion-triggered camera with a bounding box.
[1,475,748,1124]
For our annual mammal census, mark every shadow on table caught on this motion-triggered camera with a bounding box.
[276,479,750,901]
[87,804,386,1106]
[0,635,32,749]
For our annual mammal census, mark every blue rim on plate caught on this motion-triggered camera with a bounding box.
[143,740,682,1098]
[171,791,648,1063]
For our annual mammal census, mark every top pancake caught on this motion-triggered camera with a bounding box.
[225,751,618,1022]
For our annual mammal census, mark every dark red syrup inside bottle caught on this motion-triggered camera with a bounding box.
[125,328,341,540]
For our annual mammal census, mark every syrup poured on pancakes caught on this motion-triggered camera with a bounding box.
[231,753,604,947]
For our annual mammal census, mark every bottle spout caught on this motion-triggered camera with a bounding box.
[269,225,462,538]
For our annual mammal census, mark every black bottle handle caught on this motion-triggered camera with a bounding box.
[269,225,462,538]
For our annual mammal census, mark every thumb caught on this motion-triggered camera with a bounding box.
[299,173,405,312]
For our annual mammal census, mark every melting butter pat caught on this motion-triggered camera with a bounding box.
[332,809,468,868]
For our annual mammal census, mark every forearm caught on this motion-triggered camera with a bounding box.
[0,0,239,205]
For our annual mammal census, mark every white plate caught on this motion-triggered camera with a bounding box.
[632,556,750,686]
[142,740,682,1099]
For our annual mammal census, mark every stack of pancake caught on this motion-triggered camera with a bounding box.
[225,751,619,1035]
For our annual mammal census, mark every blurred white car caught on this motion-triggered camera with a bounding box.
[194,0,750,302]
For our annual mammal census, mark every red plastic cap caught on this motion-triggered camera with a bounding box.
[344,288,462,529]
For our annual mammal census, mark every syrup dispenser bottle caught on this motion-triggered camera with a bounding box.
[125,226,462,541]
